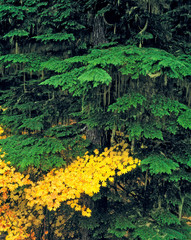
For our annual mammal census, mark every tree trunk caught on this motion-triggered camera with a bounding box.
[81,228,90,240]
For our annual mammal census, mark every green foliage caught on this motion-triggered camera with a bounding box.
[133,225,186,240]
[40,67,85,94]
[151,209,180,226]
[127,122,144,140]
[120,47,191,79]
[108,215,135,238]
[0,4,26,20]
[133,225,162,240]
[19,116,44,131]
[0,124,89,170]
[0,54,30,64]
[141,154,179,175]
[177,109,191,130]
[40,58,69,73]
[3,29,29,38]
[168,169,191,182]
[150,95,188,118]
[78,68,112,87]
[0,53,45,73]
[142,123,164,140]
[33,32,75,43]
[108,92,146,113]
[41,46,191,90]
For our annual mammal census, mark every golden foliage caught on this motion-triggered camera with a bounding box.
[0,141,140,239]
[25,142,140,216]
[0,157,36,239]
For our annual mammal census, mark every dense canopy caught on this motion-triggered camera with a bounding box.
[0,0,191,239]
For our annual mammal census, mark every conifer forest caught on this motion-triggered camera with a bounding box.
[0,0,191,239]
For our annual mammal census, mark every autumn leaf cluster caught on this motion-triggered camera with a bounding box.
[0,156,34,240]
[0,141,140,239]
[25,142,140,216]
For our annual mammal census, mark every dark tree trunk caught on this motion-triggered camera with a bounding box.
[92,15,108,46]
[81,228,90,240]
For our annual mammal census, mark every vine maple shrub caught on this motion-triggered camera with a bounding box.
[25,142,140,216]
[0,158,34,240]
[0,140,140,239]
